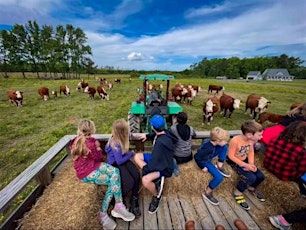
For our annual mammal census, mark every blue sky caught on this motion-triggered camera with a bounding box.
[0,0,305,71]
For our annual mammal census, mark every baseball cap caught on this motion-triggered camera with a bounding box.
[149,115,165,130]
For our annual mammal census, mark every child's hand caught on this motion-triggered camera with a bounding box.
[95,140,101,148]
[242,164,257,172]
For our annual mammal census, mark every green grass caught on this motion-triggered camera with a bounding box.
[0,75,305,191]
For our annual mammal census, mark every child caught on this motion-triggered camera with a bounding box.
[134,114,177,214]
[105,119,141,217]
[269,208,306,229]
[194,127,230,206]
[264,121,306,196]
[169,112,196,176]
[227,120,265,211]
[70,119,135,230]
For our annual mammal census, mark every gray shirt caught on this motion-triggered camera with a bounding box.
[170,125,196,158]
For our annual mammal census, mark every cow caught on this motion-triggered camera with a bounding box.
[258,112,285,125]
[97,85,109,100]
[38,87,50,101]
[84,86,96,100]
[107,82,113,91]
[220,94,241,118]
[203,97,220,125]
[183,87,197,105]
[208,85,224,94]
[77,80,88,92]
[190,84,201,93]
[60,85,70,96]
[51,90,58,98]
[171,86,188,103]
[245,94,271,120]
[7,90,23,107]
[290,102,302,110]
[114,78,121,83]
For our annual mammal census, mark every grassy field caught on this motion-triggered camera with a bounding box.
[0,74,305,192]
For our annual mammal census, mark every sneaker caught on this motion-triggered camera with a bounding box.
[202,192,219,205]
[98,212,117,230]
[215,164,231,177]
[154,176,165,198]
[111,205,135,221]
[248,189,265,202]
[269,215,291,230]
[234,194,250,211]
[148,196,161,214]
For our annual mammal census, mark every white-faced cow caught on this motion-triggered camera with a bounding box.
[51,90,58,98]
[114,78,121,83]
[60,85,70,96]
[84,86,96,100]
[77,80,89,92]
[38,87,50,101]
[258,112,285,125]
[208,85,224,94]
[171,86,188,103]
[203,97,220,125]
[7,90,23,107]
[220,94,241,118]
[97,85,109,100]
[245,94,271,120]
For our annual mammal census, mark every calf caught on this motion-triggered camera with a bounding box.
[97,85,109,100]
[51,90,58,98]
[258,112,285,124]
[77,80,88,92]
[203,97,220,125]
[220,94,241,118]
[7,90,23,107]
[38,87,49,101]
[208,85,224,94]
[245,94,271,120]
[114,78,121,83]
[60,85,70,96]
[184,87,197,105]
[84,86,96,100]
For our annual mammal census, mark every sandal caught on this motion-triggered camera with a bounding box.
[234,194,250,210]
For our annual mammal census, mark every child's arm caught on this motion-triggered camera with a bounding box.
[227,139,246,166]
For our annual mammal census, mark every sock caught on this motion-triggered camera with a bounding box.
[114,202,125,210]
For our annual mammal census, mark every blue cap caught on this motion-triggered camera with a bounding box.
[149,115,165,129]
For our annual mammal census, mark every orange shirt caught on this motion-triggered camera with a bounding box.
[228,135,254,166]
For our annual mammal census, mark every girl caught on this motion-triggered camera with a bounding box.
[105,119,141,217]
[70,119,135,230]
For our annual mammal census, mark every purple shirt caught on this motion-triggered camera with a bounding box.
[105,142,133,165]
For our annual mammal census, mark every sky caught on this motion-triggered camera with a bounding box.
[0,0,305,71]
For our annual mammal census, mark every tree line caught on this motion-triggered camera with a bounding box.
[0,20,94,78]
[188,55,306,79]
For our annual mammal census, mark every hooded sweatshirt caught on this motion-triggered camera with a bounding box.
[142,131,178,177]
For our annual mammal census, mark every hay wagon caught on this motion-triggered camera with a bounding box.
[0,131,304,229]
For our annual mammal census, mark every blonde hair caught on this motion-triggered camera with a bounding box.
[108,119,130,153]
[71,119,96,161]
[210,127,230,142]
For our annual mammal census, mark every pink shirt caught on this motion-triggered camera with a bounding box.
[70,136,104,179]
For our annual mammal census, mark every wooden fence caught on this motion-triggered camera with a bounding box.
[0,130,241,229]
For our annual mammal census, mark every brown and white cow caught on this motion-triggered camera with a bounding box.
[183,87,197,105]
[203,97,220,125]
[114,78,121,83]
[97,85,109,100]
[60,85,70,96]
[51,90,58,98]
[84,86,96,100]
[7,90,23,107]
[220,94,241,118]
[77,80,89,92]
[38,87,50,101]
[171,86,188,103]
[208,85,224,94]
[245,94,271,120]
[258,112,285,125]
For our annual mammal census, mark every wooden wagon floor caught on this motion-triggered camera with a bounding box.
[19,156,306,230]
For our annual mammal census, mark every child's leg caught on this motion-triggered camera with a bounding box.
[133,153,146,169]
[142,171,160,196]
[83,162,123,213]
[216,145,228,168]
[204,162,223,192]
[248,168,265,189]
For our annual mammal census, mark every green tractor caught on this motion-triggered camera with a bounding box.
[128,74,183,133]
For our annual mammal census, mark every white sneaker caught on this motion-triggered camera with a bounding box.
[98,212,117,230]
[111,206,135,222]
[269,215,291,230]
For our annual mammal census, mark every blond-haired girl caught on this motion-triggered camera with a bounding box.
[70,119,135,230]
[105,119,141,217]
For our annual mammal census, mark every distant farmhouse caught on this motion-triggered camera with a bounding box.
[246,69,293,81]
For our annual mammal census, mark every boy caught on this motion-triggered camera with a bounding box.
[227,120,265,210]
[194,127,230,206]
[134,114,177,214]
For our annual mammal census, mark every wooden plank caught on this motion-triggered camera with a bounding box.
[143,196,158,229]
[129,196,144,230]
[156,196,172,230]
[191,196,215,230]
[167,194,185,230]
[179,194,201,229]
[202,195,231,229]
[218,198,239,229]
[244,190,265,210]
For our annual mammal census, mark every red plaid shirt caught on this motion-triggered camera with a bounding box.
[264,138,306,181]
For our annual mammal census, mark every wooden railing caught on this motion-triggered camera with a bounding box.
[0,130,241,229]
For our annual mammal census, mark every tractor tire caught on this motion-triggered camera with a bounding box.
[128,111,140,133]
